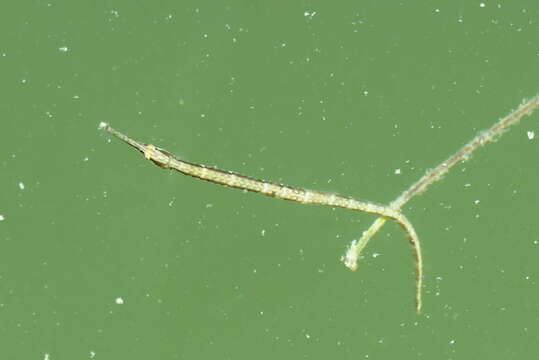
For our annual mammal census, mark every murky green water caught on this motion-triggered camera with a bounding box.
[1,1,538,358]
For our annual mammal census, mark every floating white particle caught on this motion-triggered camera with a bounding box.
[18,182,25,190]
[372,252,380,258]
[90,351,96,359]
[527,130,535,139]
[479,2,485,7]
[363,90,369,96]
[394,168,401,175]
[44,353,50,360]
[449,339,456,344]
[474,199,480,204]
[115,297,124,304]
[261,229,266,236]
[98,122,108,129]
[58,46,68,52]
[0,215,4,221]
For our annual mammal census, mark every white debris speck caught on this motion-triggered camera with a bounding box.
[98,122,108,129]
[474,199,480,204]
[83,157,89,162]
[205,203,213,208]
[363,90,369,96]
[434,8,440,13]
[44,354,50,360]
[261,229,266,236]
[479,2,486,7]
[394,168,401,175]
[58,46,68,52]
[18,182,25,190]
[304,11,317,19]
[527,131,535,139]
[464,183,472,188]
[0,215,4,221]
[115,297,124,304]
[90,351,96,358]
[449,339,456,344]
[372,252,380,258]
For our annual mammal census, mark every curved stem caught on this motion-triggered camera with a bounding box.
[344,93,539,312]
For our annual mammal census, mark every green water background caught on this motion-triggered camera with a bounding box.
[1,1,539,358]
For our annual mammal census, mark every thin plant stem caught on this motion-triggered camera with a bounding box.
[393,94,539,209]
[344,94,539,310]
